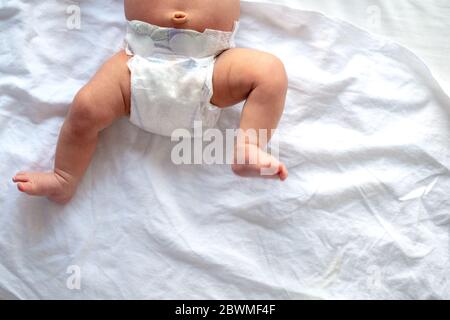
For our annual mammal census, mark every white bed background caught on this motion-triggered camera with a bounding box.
[265,0,450,94]
[0,0,449,299]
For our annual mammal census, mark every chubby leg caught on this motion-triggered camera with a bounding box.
[211,48,289,180]
[13,51,131,204]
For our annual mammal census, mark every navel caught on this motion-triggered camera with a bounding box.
[172,11,188,25]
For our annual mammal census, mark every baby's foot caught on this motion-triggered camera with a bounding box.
[12,171,76,204]
[232,143,288,181]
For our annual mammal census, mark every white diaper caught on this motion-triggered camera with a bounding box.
[125,20,239,137]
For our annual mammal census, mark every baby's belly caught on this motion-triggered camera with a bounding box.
[124,0,239,32]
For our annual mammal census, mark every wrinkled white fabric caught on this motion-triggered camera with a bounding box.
[125,21,239,137]
[0,0,449,300]
[256,0,450,94]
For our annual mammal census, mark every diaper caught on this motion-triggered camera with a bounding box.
[125,20,239,137]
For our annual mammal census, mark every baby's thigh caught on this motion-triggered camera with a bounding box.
[80,51,131,125]
[211,48,280,108]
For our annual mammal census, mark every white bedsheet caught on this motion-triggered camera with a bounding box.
[261,0,450,94]
[0,0,449,299]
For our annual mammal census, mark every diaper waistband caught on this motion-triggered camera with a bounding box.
[125,20,239,58]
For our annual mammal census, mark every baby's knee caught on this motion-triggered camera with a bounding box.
[256,54,288,92]
[67,88,99,134]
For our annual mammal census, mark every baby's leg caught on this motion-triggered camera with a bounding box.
[13,51,131,204]
[211,48,289,180]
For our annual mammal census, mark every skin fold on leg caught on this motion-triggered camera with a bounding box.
[211,48,289,180]
[13,51,131,204]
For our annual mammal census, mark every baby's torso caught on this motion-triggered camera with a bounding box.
[124,0,240,33]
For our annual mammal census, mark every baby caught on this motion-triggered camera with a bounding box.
[13,0,288,204]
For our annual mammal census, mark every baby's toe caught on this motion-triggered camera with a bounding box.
[279,164,288,181]
[13,174,30,183]
[17,181,34,193]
